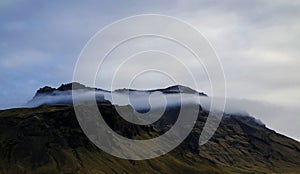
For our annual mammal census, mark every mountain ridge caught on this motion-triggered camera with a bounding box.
[35,82,207,96]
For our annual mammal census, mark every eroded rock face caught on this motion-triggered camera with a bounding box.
[36,86,56,96]
[35,82,89,96]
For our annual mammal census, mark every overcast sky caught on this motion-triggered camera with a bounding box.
[0,0,299,140]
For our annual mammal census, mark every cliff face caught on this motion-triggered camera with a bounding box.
[0,103,299,174]
[35,82,89,96]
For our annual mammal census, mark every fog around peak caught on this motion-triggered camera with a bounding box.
[24,88,300,141]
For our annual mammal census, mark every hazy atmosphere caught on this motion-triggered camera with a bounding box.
[1,1,300,140]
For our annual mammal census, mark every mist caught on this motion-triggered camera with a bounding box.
[23,89,300,141]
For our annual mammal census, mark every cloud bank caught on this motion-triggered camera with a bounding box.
[25,89,299,141]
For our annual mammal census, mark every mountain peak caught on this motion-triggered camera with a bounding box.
[57,82,87,91]
[35,82,208,96]
[29,82,207,107]
[35,82,89,96]
[36,86,56,95]
[161,85,207,96]
[114,84,207,96]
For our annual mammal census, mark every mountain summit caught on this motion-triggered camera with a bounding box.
[114,84,207,96]
[28,83,207,107]
[34,82,92,96]
[35,82,207,96]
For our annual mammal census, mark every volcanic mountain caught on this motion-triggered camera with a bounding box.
[0,83,299,173]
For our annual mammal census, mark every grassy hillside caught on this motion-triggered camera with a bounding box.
[0,104,299,173]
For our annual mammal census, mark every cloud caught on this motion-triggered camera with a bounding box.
[25,88,300,141]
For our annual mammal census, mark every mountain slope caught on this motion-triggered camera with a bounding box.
[0,105,227,174]
[199,114,300,173]
[0,102,299,174]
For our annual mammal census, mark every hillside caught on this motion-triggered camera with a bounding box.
[0,103,299,174]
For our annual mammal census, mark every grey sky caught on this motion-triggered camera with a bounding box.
[0,1,299,140]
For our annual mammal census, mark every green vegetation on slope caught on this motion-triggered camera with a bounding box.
[0,104,299,174]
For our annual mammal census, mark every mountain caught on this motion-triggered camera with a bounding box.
[33,82,109,98]
[34,82,207,96]
[28,83,110,107]
[27,82,207,109]
[115,84,207,96]
[34,82,88,96]
[1,90,300,173]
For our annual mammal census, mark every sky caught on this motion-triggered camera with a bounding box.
[0,0,299,140]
